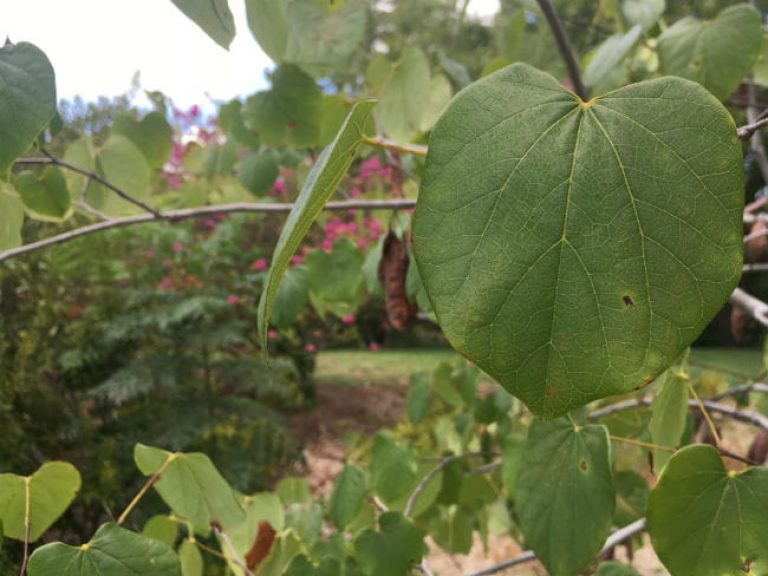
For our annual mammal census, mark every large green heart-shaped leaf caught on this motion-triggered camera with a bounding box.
[647,445,768,576]
[27,522,180,576]
[413,63,743,417]
[97,134,152,216]
[134,444,245,535]
[257,100,375,351]
[0,41,56,178]
[170,0,235,49]
[112,112,173,170]
[516,418,615,576]
[0,461,81,542]
[658,4,762,101]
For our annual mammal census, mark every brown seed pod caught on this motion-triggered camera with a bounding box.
[378,231,416,331]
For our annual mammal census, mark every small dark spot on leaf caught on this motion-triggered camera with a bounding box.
[622,295,634,307]
[691,58,702,69]
[286,122,297,129]
[579,460,587,471]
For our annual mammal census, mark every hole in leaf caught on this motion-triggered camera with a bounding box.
[622,295,634,307]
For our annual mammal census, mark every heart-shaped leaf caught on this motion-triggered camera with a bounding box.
[647,445,768,576]
[354,512,426,576]
[0,41,56,178]
[170,0,235,49]
[516,418,615,576]
[15,167,71,222]
[329,465,367,530]
[112,112,173,170]
[27,522,180,576]
[0,461,81,542]
[134,444,245,535]
[0,184,25,250]
[257,100,375,351]
[413,63,743,417]
[658,4,762,101]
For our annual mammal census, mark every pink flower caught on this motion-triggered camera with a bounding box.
[251,258,268,271]
[341,315,356,325]
[144,250,155,260]
[290,255,303,265]
[368,342,380,351]
[162,259,174,270]
[304,343,317,353]
[189,104,200,118]
[357,238,369,250]
[321,240,333,252]
[268,330,279,339]
[226,294,239,306]
[271,180,286,196]
[202,219,216,229]
[172,242,183,253]
[349,187,361,198]
[157,277,174,291]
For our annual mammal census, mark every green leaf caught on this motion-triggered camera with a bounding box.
[487,497,512,535]
[257,100,375,349]
[243,65,323,148]
[179,539,203,576]
[583,25,641,88]
[0,184,26,250]
[134,444,245,535]
[658,4,762,101]
[219,100,261,148]
[370,433,417,503]
[429,505,473,554]
[244,0,289,61]
[0,461,81,542]
[413,63,743,417]
[170,0,235,49]
[613,470,648,527]
[142,515,179,547]
[355,512,425,576]
[648,445,768,576]
[0,41,56,178]
[276,477,311,505]
[306,239,365,318]
[516,418,615,576]
[649,369,689,471]
[239,150,279,196]
[419,74,452,133]
[225,492,285,575]
[258,530,303,576]
[15,167,71,222]
[112,112,173,170]
[596,561,642,576]
[271,265,309,329]
[375,47,432,143]
[283,0,367,77]
[97,134,152,216]
[621,0,665,31]
[406,372,431,425]
[330,465,367,530]
[27,523,180,576]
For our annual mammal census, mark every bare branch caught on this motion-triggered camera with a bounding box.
[730,287,768,328]
[535,0,587,101]
[363,137,428,157]
[463,519,647,576]
[743,263,768,273]
[738,114,768,141]
[709,382,768,401]
[0,199,417,263]
[16,156,165,218]
[213,524,254,576]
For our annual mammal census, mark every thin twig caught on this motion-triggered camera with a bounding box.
[718,447,762,467]
[19,478,31,576]
[213,524,254,576]
[463,519,647,576]
[0,199,417,263]
[710,382,768,401]
[73,200,111,221]
[689,381,722,445]
[535,0,587,100]
[363,137,428,157]
[610,435,675,453]
[16,156,165,218]
[738,115,768,141]
[743,263,768,273]
[117,455,174,525]
[730,287,768,328]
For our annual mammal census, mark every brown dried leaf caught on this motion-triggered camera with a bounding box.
[245,521,276,570]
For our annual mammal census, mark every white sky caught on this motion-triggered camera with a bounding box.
[0,0,500,110]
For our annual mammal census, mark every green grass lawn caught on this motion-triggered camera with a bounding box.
[315,346,765,387]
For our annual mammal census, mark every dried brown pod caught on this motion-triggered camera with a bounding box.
[246,521,277,570]
[378,231,416,331]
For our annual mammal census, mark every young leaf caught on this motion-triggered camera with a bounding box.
[142,515,179,547]
[329,465,367,530]
[97,134,152,216]
[658,4,762,101]
[583,25,642,88]
[271,265,309,329]
[0,184,27,250]
[369,433,417,503]
[621,0,665,31]
[239,150,279,196]
[648,368,689,471]
[413,63,743,417]
[14,167,71,222]
[112,112,173,170]
[406,372,431,424]
[647,445,768,576]
[516,418,615,576]
[179,539,203,576]
[354,512,426,576]
[257,100,375,352]
[27,523,180,576]
[0,41,56,178]
[134,444,245,535]
[170,0,236,49]
[0,461,81,542]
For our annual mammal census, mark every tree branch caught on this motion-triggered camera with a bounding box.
[463,519,647,576]
[0,199,417,263]
[363,137,428,157]
[16,156,165,218]
[535,0,587,101]
[730,287,768,328]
